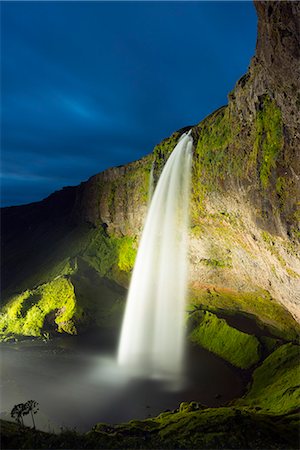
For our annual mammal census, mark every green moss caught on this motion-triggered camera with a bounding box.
[238,343,300,414]
[96,406,298,449]
[193,107,242,187]
[252,96,283,189]
[261,230,294,271]
[0,226,131,340]
[153,132,180,173]
[189,287,300,341]
[83,229,137,276]
[189,311,260,369]
[2,223,97,302]
[70,258,126,330]
[2,406,299,449]
[259,336,279,355]
[190,106,244,223]
[276,176,285,197]
[201,257,232,269]
[102,157,153,225]
[125,156,155,203]
[0,277,77,338]
[107,182,116,217]
[82,228,118,277]
[195,108,232,179]
[116,236,137,272]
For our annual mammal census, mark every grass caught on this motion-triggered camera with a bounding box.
[201,257,232,269]
[252,96,283,189]
[0,254,128,341]
[116,236,137,272]
[237,343,300,414]
[260,230,299,278]
[189,311,260,369]
[2,406,298,449]
[189,286,300,341]
[81,228,119,277]
[0,277,77,338]
[153,131,181,175]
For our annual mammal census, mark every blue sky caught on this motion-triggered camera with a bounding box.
[1,1,257,207]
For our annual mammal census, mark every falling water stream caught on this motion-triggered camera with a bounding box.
[118,132,193,379]
[0,131,246,432]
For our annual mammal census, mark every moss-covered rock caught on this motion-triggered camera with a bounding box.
[2,406,299,449]
[189,286,300,341]
[0,252,128,341]
[0,277,77,338]
[189,310,260,369]
[237,343,300,415]
[251,96,284,189]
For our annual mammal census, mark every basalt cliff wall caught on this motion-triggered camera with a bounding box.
[1,1,299,341]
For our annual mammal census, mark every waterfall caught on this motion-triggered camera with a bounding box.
[118,132,193,379]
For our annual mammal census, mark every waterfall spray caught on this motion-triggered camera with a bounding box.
[118,132,193,378]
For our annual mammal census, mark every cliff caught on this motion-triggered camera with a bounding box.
[1,1,300,343]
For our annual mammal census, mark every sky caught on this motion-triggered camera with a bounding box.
[1,1,257,207]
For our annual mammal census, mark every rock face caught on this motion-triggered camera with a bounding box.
[228,1,300,235]
[1,1,300,339]
[72,156,152,236]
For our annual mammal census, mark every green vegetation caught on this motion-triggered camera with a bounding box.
[123,158,153,203]
[194,107,232,181]
[81,228,118,276]
[259,336,279,355]
[190,107,242,222]
[116,236,137,272]
[201,257,232,269]
[0,223,136,341]
[238,343,300,415]
[192,106,243,187]
[0,278,77,338]
[0,258,127,341]
[60,227,136,279]
[2,224,95,301]
[153,131,181,174]
[261,230,287,267]
[261,230,299,277]
[189,311,260,369]
[2,406,298,449]
[70,258,126,330]
[189,286,300,341]
[252,96,283,189]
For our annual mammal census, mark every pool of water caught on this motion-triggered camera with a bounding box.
[0,329,244,432]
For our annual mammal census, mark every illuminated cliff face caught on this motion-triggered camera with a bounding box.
[1,1,299,342]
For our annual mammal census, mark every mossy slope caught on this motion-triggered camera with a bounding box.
[189,286,300,341]
[0,225,137,340]
[0,278,77,338]
[189,311,260,369]
[1,407,298,449]
[238,343,300,415]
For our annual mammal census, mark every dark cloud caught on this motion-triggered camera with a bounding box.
[1,1,257,206]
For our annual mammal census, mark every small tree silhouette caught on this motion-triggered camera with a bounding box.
[11,403,27,426]
[11,400,39,428]
[24,400,39,429]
